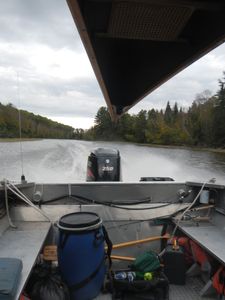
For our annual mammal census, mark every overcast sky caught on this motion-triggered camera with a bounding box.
[0,0,225,129]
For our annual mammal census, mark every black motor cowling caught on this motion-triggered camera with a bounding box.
[86,148,121,181]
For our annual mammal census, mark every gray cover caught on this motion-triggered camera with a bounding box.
[0,258,23,300]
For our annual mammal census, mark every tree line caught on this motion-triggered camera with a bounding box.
[0,103,74,139]
[1,73,225,147]
[80,73,225,148]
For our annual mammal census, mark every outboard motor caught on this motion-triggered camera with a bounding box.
[86,148,121,181]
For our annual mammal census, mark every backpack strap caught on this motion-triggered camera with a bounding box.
[102,225,113,268]
[69,255,105,292]
[102,225,116,298]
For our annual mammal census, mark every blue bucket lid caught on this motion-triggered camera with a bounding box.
[58,212,101,231]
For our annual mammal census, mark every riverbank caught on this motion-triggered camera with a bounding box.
[84,138,225,154]
[0,138,42,142]
[138,143,225,154]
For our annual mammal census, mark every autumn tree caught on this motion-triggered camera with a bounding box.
[212,73,225,147]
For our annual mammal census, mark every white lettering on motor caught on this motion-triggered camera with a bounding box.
[102,166,114,171]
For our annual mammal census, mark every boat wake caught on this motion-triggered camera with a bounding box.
[0,139,225,183]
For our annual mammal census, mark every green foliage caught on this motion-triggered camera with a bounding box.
[0,103,74,139]
[164,101,173,125]
[133,110,147,143]
[73,128,85,140]
[211,73,225,147]
[84,73,225,148]
[186,90,214,146]
[92,107,118,140]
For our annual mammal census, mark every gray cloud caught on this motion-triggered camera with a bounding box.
[0,0,225,128]
[0,0,81,50]
[0,70,104,120]
[131,43,225,113]
[0,76,104,119]
[0,0,105,122]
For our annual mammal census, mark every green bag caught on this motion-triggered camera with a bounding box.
[131,251,160,274]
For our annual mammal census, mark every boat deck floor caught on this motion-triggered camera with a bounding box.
[95,276,216,300]
[170,276,216,300]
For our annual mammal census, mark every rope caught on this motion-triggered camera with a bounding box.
[4,180,17,228]
[6,182,51,222]
[56,219,102,232]
[171,179,212,238]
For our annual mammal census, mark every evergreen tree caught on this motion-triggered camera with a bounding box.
[133,110,147,143]
[117,113,135,141]
[173,102,179,123]
[146,109,160,143]
[94,107,117,140]
[81,72,225,148]
[164,101,172,125]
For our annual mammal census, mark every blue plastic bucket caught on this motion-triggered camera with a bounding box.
[57,212,105,300]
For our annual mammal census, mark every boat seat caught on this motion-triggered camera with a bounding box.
[0,218,51,299]
[0,258,23,300]
[177,222,225,265]
[176,220,225,297]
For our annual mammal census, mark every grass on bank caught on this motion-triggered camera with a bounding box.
[0,138,42,142]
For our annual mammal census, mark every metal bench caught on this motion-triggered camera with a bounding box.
[0,217,51,299]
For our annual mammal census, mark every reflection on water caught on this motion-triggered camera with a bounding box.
[0,139,224,183]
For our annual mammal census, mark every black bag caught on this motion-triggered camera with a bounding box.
[112,271,169,300]
[25,263,70,300]
[31,273,70,300]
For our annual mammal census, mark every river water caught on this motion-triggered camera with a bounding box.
[0,139,224,184]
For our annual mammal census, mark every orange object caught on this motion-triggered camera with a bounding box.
[212,266,225,296]
[19,294,31,300]
[172,239,179,251]
[111,255,135,261]
[189,240,210,267]
[108,234,170,250]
